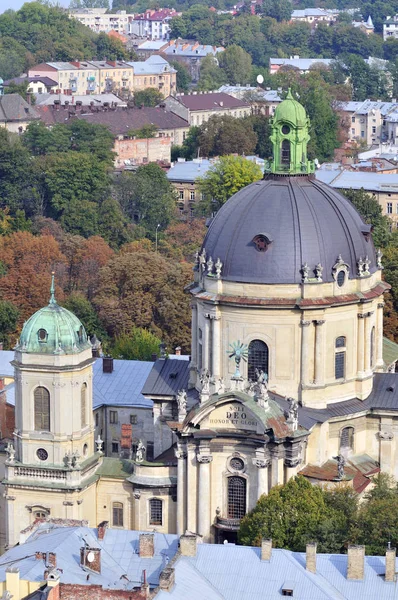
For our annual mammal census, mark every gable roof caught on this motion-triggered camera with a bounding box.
[167,159,213,182]
[142,357,190,397]
[0,94,40,123]
[93,358,154,409]
[3,76,58,87]
[173,92,249,111]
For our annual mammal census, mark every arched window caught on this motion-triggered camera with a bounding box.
[149,498,163,525]
[335,337,346,380]
[281,139,291,166]
[34,387,50,431]
[227,476,246,520]
[340,426,354,452]
[370,326,375,368]
[81,383,87,428]
[112,502,123,527]
[248,340,269,382]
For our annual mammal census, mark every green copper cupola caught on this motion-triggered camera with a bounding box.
[269,89,315,175]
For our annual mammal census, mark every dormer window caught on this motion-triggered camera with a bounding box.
[77,326,83,343]
[252,234,272,252]
[38,328,48,343]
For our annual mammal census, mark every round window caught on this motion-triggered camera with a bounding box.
[37,448,48,461]
[337,270,346,287]
[230,457,244,471]
[281,124,290,135]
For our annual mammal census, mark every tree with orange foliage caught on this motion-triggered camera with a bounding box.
[0,231,66,324]
[160,218,207,262]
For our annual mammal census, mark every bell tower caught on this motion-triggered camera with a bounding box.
[4,275,102,547]
[269,88,315,175]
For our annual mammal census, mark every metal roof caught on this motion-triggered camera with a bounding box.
[128,56,176,75]
[93,358,154,409]
[0,351,14,377]
[0,523,178,589]
[142,357,190,397]
[0,94,40,123]
[157,543,398,600]
[316,169,398,193]
[167,159,213,182]
[270,58,333,70]
[173,92,249,111]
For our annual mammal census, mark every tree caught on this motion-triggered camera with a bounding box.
[168,59,191,92]
[197,54,226,91]
[198,155,262,213]
[197,115,257,157]
[95,32,128,60]
[134,88,163,107]
[112,327,161,360]
[160,218,208,261]
[218,45,252,85]
[70,0,109,7]
[62,293,108,342]
[93,251,192,351]
[343,188,392,248]
[0,300,19,349]
[114,164,177,237]
[261,0,292,21]
[238,476,340,551]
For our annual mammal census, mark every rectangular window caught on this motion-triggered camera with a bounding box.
[112,502,123,526]
[179,190,184,200]
[110,410,118,423]
[351,128,355,135]
[335,351,345,379]
[112,442,119,453]
[149,498,162,525]
[396,203,398,213]
[147,441,154,461]
[361,131,365,138]
[387,202,393,214]
[190,190,195,201]
[351,116,355,123]
[130,414,137,424]
[372,126,376,134]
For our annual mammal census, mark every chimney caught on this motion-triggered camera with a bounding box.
[347,545,365,580]
[107,60,117,67]
[48,552,57,568]
[175,346,181,356]
[385,547,396,582]
[306,543,317,573]
[261,538,272,561]
[80,547,101,574]
[97,521,109,540]
[6,568,20,600]
[159,567,175,592]
[180,534,197,556]
[71,61,80,68]
[139,533,154,558]
[102,356,114,373]
[0,342,3,351]
[151,353,158,361]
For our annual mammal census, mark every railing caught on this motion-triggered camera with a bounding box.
[14,467,67,481]
[216,516,241,530]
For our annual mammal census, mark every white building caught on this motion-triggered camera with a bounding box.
[384,15,398,40]
[129,9,178,40]
[69,8,134,35]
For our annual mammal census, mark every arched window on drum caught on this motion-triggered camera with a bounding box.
[248,340,269,382]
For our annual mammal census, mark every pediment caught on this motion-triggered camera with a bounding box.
[189,392,266,435]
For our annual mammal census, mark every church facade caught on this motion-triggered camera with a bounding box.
[2,92,398,548]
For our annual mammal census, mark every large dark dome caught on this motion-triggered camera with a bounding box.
[202,175,377,285]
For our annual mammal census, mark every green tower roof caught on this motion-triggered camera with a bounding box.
[273,88,307,127]
[17,274,91,355]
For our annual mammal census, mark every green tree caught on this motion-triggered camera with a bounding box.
[95,32,128,60]
[114,164,177,237]
[168,59,191,92]
[112,327,161,360]
[134,87,163,107]
[70,0,109,7]
[261,0,292,21]
[3,80,31,102]
[238,476,339,551]
[198,155,262,213]
[218,44,252,85]
[343,188,392,248]
[0,300,20,349]
[197,54,226,91]
[62,293,108,341]
[197,115,257,157]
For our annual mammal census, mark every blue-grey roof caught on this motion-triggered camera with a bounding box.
[128,56,176,75]
[316,169,398,193]
[93,358,154,409]
[217,86,282,103]
[167,159,212,183]
[336,100,396,116]
[202,175,377,285]
[292,8,338,17]
[0,351,14,377]
[0,523,178,589]
[270,58,333,70]
[156,543,398,600]
[163,43,224,58]
[142,357,190,397]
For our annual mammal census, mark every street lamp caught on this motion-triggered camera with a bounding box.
[155,223,161,253]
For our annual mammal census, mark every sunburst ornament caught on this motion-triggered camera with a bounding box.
[227,341,248,378]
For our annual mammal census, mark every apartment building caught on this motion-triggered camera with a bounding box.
[384,15,398,40]
[129,9,178,40]
[69,8,134,35]
[290,8,339,25]
[128,55,176,98]
[164,91,251,126]
[337,100,398,146]
[217,85,282,116]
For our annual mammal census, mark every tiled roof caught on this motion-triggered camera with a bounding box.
[174,92,249,111]
[93,358,154,409]
[34,93,124,107]
[0,522,178,589]
[163,43,224,58]
[142,357,190,397]
[0,94,40,123]
[36,105,189,132]
[128,55,176,75]
[156,543,398,600]
[3,76,58,87]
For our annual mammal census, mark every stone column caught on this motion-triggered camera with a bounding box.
[197,450,212,540]
[314,320,325,385]
[376,303,384,370]
[364,311,374,373]
[186,444,197,532]
[203,316,210,372]
[189,304,198,387]
[211,316,221,380]
[253,458,269,499]
[379,427,394,473]
[175,443,187,537]
[357,314,365,376]
[5,495,16,548]
[300,320,311,388]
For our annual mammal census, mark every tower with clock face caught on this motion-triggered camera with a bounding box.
[3,276,101,547]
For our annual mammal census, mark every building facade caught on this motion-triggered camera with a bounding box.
[69,8,134,35]
[164,92,251,126]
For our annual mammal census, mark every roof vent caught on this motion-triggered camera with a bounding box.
[387,385,395,392]
[169,372,178,379]
[281,581,295,596]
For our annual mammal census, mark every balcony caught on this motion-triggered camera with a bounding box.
[215,516,241,531]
